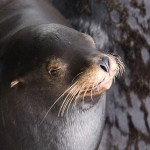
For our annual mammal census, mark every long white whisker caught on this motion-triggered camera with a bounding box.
[58,85,79,117]
[39,81,78,125]
[90,85,94,101]
[65,90,80,117]
[72,72,84,83]
[61,88,79,117]
[82,84,91,103]
[73,84,85,107]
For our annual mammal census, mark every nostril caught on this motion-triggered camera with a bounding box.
[97,57,110,73]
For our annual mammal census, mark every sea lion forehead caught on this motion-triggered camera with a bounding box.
[33,24,96,49]
[21,24,98,61]
[34,23,84,38]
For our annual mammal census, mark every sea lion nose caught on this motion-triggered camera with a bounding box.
[97,57,110,73]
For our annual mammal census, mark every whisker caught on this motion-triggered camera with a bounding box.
[72,85,83,107]
[73,84,85,107]
[82,84,91,103]
[107,53,125,76]
[61,88,79,117]
[58,85,79,117]
[58,85,77,115]
[90,83,96,101]
[72,72,84,83]
[95,82,101,92]
[65,90,80,117]
[39,81,78,125]
[62,82,86,116]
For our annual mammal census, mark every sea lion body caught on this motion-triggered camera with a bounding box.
[0,0,69,49]
[0,1,123,150]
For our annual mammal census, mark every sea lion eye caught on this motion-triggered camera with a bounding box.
[47,58,67,78]
[48,67,61,77]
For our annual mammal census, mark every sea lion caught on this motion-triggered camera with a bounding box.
[0,0,124,150]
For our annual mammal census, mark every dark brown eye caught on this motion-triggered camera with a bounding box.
[48,67,61,77]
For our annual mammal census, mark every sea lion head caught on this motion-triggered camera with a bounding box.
[1,24,124,120]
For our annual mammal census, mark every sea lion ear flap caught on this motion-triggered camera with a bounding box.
[11,80,19,88]
[10,78,25,88]
[82,33,96,46]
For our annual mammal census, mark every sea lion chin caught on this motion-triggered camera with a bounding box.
[0,1,124,150]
